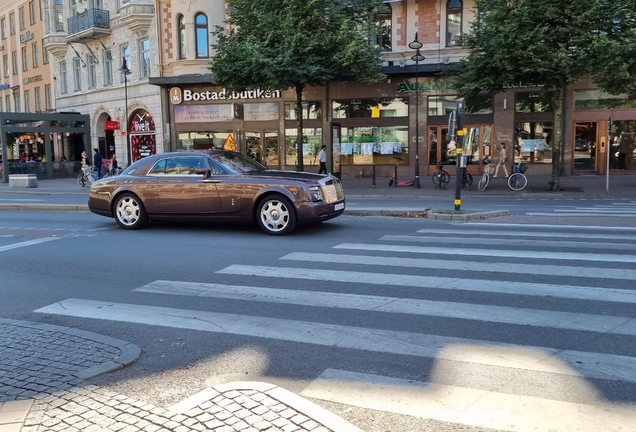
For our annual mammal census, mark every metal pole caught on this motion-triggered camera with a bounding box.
[413,57,420,188]
[124,74,130,166]
[606,116,612,193]
[454,101,465,211]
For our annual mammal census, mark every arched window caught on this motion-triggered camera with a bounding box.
[195,13,209,58]
[177,14,186,59]
[447,0,462,47]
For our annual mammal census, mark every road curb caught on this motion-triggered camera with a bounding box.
[344,208,509,220]
[427,209,510,220]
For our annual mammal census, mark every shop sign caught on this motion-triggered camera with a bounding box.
[104,120,119,130]
[22,75,43,85]
[397,80,457,93]
[170,87,281,104]
[0,83,10,90]
[20,31,34,44]
[174,104,233,123]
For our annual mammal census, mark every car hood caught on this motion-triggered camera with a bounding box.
[244,170,332,183]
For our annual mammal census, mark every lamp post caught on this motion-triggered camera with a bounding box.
[120,58,132,166]
[409,33,425,188]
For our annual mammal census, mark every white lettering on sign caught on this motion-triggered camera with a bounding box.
[173,88,281,104]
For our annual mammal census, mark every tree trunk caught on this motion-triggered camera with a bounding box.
[295,84,305,172]
[549,84,564,190]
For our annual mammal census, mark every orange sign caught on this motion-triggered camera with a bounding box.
[223,134,237,151]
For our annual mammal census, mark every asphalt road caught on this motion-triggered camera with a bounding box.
[2,210,636,432]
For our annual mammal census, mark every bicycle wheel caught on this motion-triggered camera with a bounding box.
[432,171,442,188]
[77,173,85,187]
[442,171,451,185]
[462,173,473,190]
[478,172,489,191]
[507,173,528,191]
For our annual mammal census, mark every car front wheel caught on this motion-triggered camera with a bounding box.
[256,194,297,235]
[114,193,148,230]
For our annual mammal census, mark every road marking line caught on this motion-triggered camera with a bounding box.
[525,213,636,217]
[465,222,636,231]
[281,252,636,281]
[33,298,636,383]
[0,237,60,253]
[135,280,636,335]
[216,265,636,303]
[301,369,636,432]
[333,242,636,263]
[415,228,636,241]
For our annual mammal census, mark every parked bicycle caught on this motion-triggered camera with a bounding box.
[432,163,451,190]
[478,162,495,191]
[77,165,97,187]
[388,156,415,187]
[460,166,473,190]
[508,161,529,191]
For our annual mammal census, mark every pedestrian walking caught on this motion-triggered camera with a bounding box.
[318,145,327,174]
[93,148,103,179]
[493,142,509,178]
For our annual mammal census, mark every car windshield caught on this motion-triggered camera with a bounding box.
[210,151,268,174]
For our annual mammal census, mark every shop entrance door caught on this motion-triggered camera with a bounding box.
[573,122,598,172]
[245,131,279,168]
[428,124,492,174]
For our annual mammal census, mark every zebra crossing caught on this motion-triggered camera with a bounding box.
[34,222,636,432]
[526,199,636,217]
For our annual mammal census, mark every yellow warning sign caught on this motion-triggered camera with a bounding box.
[223,134,237,151]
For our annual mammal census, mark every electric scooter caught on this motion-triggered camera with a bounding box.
[388,156,415,187]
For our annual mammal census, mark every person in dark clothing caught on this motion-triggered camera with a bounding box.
[93,148,103,179]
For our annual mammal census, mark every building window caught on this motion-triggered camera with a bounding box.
[332,98,409,118]
[60,60,67,93]
[195,13,209,58]
[19,7,26,31]
[24,89,31,112]
[55,7,63,31]
[73,57,81,91]
[32,42,39,68]
[139,38,150,78]
[88,54,97,88]
[515,122,553,165]
[103,49,112,86]
[284,102,322,120]
[178,14,186,59]
[0,97,2,112]
[120,44,130,83]
[10,12,16,35]
[12,50,18,75]
[1,18,6,39]
[43,0,51,34]
[2,54,8,77]
[45,83,51,109]
[373,4,392,51]
[29,1,37,25]
[43,47,49,64]
[13,88,21,112]
[447,0,462,47]
[35,86,41,111]
[515,92,554,113]
[22,47,28,71]
[6,95,11,112]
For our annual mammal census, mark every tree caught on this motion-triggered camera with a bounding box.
[450,0,604,190]
[210,0,386,171]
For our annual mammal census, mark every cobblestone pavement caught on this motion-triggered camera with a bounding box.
[0,319,362,432]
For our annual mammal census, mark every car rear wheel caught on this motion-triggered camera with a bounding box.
[114,193,148,230]
[256,195,297,235]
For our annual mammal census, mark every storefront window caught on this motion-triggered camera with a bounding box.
[177,131,233,151]
[514,122,552,164]
[574,90,636,110]
[609,121,636,172]
[284,128,322,166]
[244,102,279,121]
[340,126,408,165]
[428,95,493,115]
[515,92,553,113]
[284,101,321,120]
[332,98,408,118]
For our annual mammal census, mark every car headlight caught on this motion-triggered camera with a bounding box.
[309,186,323,202]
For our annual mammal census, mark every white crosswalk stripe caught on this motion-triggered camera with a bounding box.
[526,200,636,217]
[34,222,636,432]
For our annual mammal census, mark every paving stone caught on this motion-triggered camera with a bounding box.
[290,414,309,425]
[252,405,269,416]
[300,419,319,430]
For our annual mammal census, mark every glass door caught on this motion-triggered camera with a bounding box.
[245,131,280,168]
[428,124,491,174]
[574,122,598,172]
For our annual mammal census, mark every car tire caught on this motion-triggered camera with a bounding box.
[114,193,148,230]
[256,194,297,235]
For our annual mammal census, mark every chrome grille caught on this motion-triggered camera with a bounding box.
[320,178,345,203]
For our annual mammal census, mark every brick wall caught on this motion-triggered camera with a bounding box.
[418,0,439,44]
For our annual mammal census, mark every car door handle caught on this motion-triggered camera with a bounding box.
[202,179,221,183]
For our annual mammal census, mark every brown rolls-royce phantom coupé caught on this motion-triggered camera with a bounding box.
[88,151,345,235]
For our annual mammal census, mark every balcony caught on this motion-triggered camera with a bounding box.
[66,8,111,42]
[43,34,68,58]
[119,0,155,36]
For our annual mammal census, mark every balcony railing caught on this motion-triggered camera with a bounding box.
[67,9,110,36]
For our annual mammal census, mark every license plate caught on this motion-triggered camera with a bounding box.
[334,203,345,211]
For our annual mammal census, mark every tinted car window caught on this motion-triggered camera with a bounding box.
[148,159,167,175]
[150,156,207,175]
[211,151,267,174]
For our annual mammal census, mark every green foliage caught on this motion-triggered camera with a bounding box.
[210,0,385,93]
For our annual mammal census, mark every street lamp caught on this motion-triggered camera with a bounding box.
[409,32,425,188]
[120,58,132,166]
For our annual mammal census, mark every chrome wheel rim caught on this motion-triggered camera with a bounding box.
[260,200,290,232]
[116,196,141,227]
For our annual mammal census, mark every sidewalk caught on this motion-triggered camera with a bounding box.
[0,319,362,432]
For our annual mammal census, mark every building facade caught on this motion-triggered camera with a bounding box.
[0,0,55,160]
